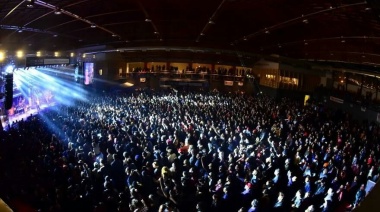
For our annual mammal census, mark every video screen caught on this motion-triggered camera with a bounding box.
[84,62,94,85]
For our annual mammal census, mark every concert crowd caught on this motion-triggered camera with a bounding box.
[0,90,379,212]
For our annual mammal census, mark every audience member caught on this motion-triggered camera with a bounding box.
[0,89,379,212]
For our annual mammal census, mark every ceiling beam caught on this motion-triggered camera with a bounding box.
[0,0,27,23]
[233,1,367,44]
[135,0,161,40]
[34,0,122,39]
[196,0,227,42]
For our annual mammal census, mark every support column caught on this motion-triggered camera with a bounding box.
[376,78,379,102]
[188,62,192,71]
[166,61,170,72]
[360,75,364,97]
[296,72,300,90]
[143,62,148,71]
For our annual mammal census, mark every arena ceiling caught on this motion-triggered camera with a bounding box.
[1,0,380,67]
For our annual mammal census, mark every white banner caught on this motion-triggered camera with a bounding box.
[330,96,343,104]
[365,180,376,195]
[44,58,70,65]
[224,81,233,86]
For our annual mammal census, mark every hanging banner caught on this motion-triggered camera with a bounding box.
[365,180,376,195]
[224,81,233,86]
[44,58,70,65]
[26,57,70,66]
[330,96,343,104]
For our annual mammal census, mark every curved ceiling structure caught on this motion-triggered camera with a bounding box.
[1,0,380,67]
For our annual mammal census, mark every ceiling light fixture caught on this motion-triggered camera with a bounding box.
[16,51,24,58]
[208,20,215,24]
[200,33,205,36]
[302,19,309,24]
[265,30,270,34]
[145,18,151,22]
[0,52,5,62]
[91,24,96,28]
[27,0,34,8]
[17,28,23,33]
[54,8,62,15]
[154,31,159,34]
[112,34,117,37]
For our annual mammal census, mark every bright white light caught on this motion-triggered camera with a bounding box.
[13,67,89,108]
[5,65,14,74]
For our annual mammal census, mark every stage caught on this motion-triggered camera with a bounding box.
[1,102,54,130]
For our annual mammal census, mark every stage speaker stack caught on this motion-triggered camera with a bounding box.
[4,74,13,110]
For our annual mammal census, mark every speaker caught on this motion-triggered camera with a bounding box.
[4,74,13,110]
